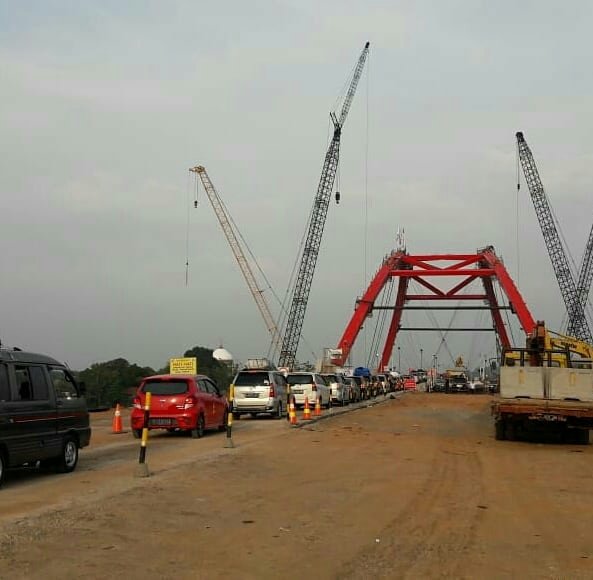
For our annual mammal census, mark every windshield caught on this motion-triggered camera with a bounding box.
[287,374,314,385]
[234,372,271,386]
[142,379,189,395]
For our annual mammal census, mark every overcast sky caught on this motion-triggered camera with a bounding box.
[1,0,592,372]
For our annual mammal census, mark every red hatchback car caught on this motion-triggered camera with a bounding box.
[131,374,228,438]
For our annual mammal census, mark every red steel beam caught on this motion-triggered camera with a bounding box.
[334,252,407,366]
[380,276,409,371]
[390,269,494,277]
[479,248,536,334]
[405,294,488,300]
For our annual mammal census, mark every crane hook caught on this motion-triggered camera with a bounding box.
[335,191,341,205]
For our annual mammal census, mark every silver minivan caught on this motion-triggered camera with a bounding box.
[232,369,288,419]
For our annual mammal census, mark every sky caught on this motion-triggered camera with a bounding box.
[1,0,593,372]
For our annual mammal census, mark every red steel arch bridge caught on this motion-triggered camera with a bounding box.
[332,246,536,372]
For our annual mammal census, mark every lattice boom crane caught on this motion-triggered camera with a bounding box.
[572,224,593,337]
[516,131,592,343]
[278,42,370,370]
[190,165,282,350]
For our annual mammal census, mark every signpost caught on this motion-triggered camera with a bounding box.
[169,357,198,375]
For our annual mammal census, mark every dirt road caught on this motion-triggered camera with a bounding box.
[1,393,593,579]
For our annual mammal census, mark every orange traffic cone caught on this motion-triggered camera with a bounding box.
[112,403,123,434]
[314,396,321,416]
[289,397,297,426]
[303,396,311,420]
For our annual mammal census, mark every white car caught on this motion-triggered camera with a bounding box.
[231,368,288,418]
[286,372,331,409]
[322,373,351,405]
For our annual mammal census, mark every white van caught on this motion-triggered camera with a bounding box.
[286,372,331,409]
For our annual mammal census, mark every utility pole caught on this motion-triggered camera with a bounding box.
[398,346,401,373]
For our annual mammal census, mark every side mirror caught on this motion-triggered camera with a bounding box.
[78,381,87,394]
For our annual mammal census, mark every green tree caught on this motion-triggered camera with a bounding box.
[79,358,155,408]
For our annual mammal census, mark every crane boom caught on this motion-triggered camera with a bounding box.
[516,132,592,343]
[278,42,370,370]
[570,223,593,337]
[190,165,282,350]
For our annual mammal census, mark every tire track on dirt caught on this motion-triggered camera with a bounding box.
[339,443,485,579]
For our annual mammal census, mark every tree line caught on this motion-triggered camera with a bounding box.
[77,345,234,409]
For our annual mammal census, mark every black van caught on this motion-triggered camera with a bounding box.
[0,348,91,487]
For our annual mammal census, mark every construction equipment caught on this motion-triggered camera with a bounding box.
[278,41,370,370]
[504,320,593,369]
[574,224,593,336]
[516,131,592,343]
[494,320,593,443]
[190,166,282,350]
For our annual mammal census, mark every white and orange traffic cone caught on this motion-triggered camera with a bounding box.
[314,396,321,417]
[289,397,297,426]
[303,396,311,420]
[112,403,123,434]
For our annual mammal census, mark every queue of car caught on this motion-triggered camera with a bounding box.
[0,350,403,488]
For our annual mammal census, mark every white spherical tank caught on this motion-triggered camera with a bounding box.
[213,347,233,362]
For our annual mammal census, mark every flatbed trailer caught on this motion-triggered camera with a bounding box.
[492,398,593,443]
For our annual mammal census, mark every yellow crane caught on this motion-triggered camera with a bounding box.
[504,321,593,368]
[190,166,282,352]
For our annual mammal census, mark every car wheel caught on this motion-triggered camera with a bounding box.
[191,414,205,439]
[219,411,228,431]
[132,428,143,439]
[0,450,5,488]
[55,436,79,473]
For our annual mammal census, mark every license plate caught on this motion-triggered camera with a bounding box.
[245,393,259,398]
[150,418,173,426]
[292,389,303,394]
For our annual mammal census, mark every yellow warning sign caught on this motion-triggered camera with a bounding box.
[169,357,197,375]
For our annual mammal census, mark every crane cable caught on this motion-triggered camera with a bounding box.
[184,170,192,286]
[363,47,371,362]
[365,277,394,368]
[219,194,317,363]
[191,173,317,362]
[516,141,521,288]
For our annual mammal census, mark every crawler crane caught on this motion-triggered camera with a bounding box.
[278,41,370,370]
[190,166,282,351]
[516,131,592,343]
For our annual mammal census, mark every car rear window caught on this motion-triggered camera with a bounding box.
[287,374,314,385]
[234,372,271,386]
[323,374,337,382]
[142,379,189,395]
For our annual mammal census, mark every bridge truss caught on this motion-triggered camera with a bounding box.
[333,246,536,371]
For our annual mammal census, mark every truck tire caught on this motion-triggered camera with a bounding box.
[505,420,516,441]
[0,450,5,488]
[568,428,589,445]
[495,419,506,441]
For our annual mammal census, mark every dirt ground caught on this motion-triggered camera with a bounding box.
[1,393,593,579]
